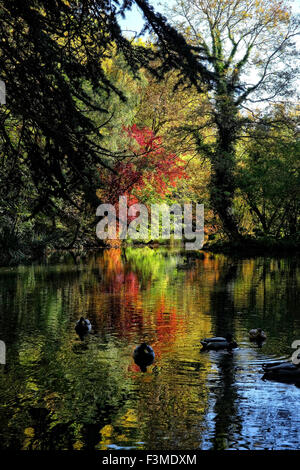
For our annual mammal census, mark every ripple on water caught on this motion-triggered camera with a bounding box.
[0,250,300,450]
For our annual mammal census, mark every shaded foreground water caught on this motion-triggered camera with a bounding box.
[0,248,300,450]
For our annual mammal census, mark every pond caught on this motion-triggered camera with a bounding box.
[0,247,300,450]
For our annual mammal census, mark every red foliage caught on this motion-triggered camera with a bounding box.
[103,125,188,206]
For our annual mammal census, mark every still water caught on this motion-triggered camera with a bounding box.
[0,248,299,450]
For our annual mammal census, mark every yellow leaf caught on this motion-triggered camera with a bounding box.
[24,427,35,438]
[100,424,113,438]
[73,440,84,450]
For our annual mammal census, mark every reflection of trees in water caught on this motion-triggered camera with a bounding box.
[206,256,300,449]
[1,250,300,449]
[0,250,237,449]
[208,260,241,450]
[210,353,241,450]
[116,364,211,450]
[233,257,300,356]
[91,248,191,349]
[0,334,133,450]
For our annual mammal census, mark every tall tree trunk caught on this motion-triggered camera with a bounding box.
[210,95,240,240]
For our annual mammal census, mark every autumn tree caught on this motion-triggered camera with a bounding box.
[134,67,218,237]
[164,0,299,238]
[100,124,187,207]
[0,0,215,215]
[0,0,218,261]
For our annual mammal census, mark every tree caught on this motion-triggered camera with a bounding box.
[0,0,215,213]
[0,1,142,212]
[134,67,218,237]
[0,0,218,261]
[99,124,188,237]
[236,104,300,238]
[0,0,148,260]
[163,0,299,238]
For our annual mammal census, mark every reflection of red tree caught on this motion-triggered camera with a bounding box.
[99,252,140,298]
[98,249,124,292]
[152,296,184,360]
[95,249,144,339]
[93,250,187,351]
[186,252,222,284]
[127,362,143,374]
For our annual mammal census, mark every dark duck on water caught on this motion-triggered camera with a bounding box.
[75,317,92,340]
[133,343,155,372]
[200,333,238,351]
[262,361,300,382]
[249,328,267,342]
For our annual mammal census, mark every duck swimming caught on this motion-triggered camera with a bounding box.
[262,361,300,382]
[200,333,238,351]
[133,343,155,372]
[75,317,92,340]
[249,328,267,342]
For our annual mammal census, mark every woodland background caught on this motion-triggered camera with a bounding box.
[0,0,299,264]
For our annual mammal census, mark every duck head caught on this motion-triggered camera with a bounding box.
[225,333,234,342]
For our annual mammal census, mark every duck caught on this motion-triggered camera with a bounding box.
[75,317,92,340]
[249,328,267,342]
[200,333,238,351]
[133,343,155,372]
[262,361,300,381]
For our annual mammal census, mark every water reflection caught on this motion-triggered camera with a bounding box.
[0,248,299,450]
